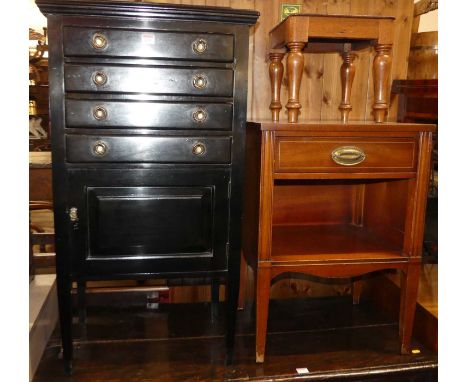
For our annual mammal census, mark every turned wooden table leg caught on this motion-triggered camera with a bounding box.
[286,42,305,123]
[373,44,392,123]
[256,267,271,363]
[339,49,356,123]
[399,262,420,354]
[269,52,285,121]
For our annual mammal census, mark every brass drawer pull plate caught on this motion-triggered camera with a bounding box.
[192,38,207,54]
[92,33,108,50]
[192,142,206,156]
[331,146,366,166]
[93,141,108,156]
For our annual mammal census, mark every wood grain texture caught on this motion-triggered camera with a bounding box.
[320,0,351,121]
[33,297,438,381]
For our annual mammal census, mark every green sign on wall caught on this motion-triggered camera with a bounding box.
[280,3,302,21]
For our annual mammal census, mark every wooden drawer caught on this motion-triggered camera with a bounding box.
[63,27,234,62]
[64,64,233,96]
[65,99,232,130]
[275,137,417,173]
[66,135,231,164]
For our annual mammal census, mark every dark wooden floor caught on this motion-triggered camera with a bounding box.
[33,296,437,381]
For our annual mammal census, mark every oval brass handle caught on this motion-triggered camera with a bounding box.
[331,146,366,166]
[192,74,207,90]
[192,108,207,123]
[92,33,108,50]
[92,71,108,86]
[93,141,108,156]
[69,207,78,222]
[192,38,207,54]
[92,106,108,121]
[192,143,206,156]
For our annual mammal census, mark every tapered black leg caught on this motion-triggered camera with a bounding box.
[210,277,220,323]
[57,273,73,375]
[77,279,87,325]
[225,249,241,364]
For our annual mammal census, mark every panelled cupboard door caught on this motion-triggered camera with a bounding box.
[66,168,231,277]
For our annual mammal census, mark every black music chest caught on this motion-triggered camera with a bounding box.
[36,0,258,373]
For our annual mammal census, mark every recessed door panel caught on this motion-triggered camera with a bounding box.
[88,187,213,258]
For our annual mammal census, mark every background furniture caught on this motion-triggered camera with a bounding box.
[29,201,55,278]
[243,121,435,362]
[268,14,394,123]
[29,152,55,275]
[392,79,437,123]
[407,32,437,81]
[37,0,258,373]
[29,27,50,151]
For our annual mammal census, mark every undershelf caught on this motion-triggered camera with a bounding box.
[271,224,405,263]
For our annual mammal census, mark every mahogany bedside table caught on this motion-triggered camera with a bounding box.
[242,121,435,363]
[268,14,394,123]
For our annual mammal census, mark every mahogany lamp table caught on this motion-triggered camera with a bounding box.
[243,121,435,362]
[268,14,394,123]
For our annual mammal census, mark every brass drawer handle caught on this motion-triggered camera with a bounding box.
[92,105,108,121]
[192,108,207,123]
[93,140,108,156]
[192,142,206,156]
[92,71,108,86]
[69,207,78,222]
[192,38,207,54]
[92,33,108,50]
[192,74,207,90]
[331,146,366,166]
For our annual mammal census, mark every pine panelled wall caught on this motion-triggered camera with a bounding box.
[85,0,417,302]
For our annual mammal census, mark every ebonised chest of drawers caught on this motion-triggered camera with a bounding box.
[36,0,258,373]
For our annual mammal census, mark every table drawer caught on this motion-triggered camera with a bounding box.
[66,135,231,164]
[63,27,234,62]
[275,137,417,173]
[66,100,232,130]
[64,64,233,96]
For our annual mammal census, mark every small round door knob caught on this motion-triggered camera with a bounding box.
[192,108,207,123]
[92,71,108,86]
[92,106,108,121]
[192,143,206,156]
[192,74,207,90]
[192,39,207,54]
[93,141,108,156]
[92,33,108,49]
